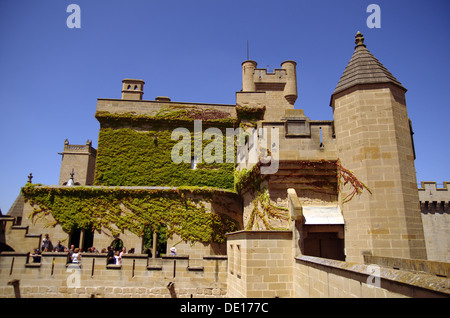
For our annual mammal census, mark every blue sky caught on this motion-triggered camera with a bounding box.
[0,0,449,213]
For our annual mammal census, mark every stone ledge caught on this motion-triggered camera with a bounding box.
[42,252,70,258]
[162,255,189,260]
[106,264,122,270]
[364,255,450,278]
[187,266,204,272]
[296,255,450,296]
[121,253,148,259]
[203,255,227,260]
[0,252,30,257]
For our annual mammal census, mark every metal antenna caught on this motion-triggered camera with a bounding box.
[247,40,249,60]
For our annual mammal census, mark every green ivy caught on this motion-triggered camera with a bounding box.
[235,105,266,121]
[246,188,289,231]
[21,185,239,244]
[94,128,235,190]
[95,108,236,129]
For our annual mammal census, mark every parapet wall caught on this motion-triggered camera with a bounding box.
[418,182,450,262]
[0,252,227,298]
[96,98,236,117]
[418,182,450,206]
[2,243,449,298]
[294,255,449,298]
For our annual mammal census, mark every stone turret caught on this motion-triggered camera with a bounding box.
[58,139,97,186]
[281,60,298,105]
[237,60,298,121]
[242,60,257,92]
[331,32,427,262]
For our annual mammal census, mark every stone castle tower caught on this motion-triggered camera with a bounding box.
[234,32,427,264]
[2,31,448,299]
[330,32,427,262]
[58,139,97,186]
[52,32,428,264]
[238,60,297,121]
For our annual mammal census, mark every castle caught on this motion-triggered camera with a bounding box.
[0,32,449,298]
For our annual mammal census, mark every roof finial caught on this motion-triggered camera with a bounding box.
[67,168,75,186]
[355,31,366,48]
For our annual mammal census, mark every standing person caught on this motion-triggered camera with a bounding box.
[169,247,177,256]
[41,234,53,252]
[107,246,115,265]
[31,248,41,263]
[68,244,75,263]
[54,240,66,252]
[119,247,127,258]
[114,250,121,265]
[71,248,81,263]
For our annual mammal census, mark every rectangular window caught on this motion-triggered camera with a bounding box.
[229,244,234,275]
[190,155,198,169]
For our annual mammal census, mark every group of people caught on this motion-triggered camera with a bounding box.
[30,234,135,264]
[106,246,129,265]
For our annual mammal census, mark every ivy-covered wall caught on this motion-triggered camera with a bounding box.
[94,106,243,189]
[94,127,235,189]
[21,185,240,245]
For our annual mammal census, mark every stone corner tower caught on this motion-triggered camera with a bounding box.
[330,32,427,262]
[58,139,97,186]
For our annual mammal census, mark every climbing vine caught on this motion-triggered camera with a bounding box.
[235,105,266,129]
[246,188,289,230]
[234,159,371,230]
[335,159,372,203]
[21,185,239,244]
[235,105,266,121]
[233,164,264,194]
[95,106,236,129]
[94,128,235,190]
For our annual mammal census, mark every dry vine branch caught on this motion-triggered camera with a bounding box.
[335,159,372,203]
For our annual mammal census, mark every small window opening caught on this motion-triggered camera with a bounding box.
[319,127,324,149]
[191,155,198,170]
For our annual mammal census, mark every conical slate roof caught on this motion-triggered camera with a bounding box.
[332,32,406,97]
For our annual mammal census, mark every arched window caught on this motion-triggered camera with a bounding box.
[111,238,123,251]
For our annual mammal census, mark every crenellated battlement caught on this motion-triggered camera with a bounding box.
[239,61,298,120]
[418,181,450,204]
[61,139,97,155]
[253,68,288,82]
[0,252,228,298]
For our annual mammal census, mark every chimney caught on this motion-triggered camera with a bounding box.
[121,79,145,100]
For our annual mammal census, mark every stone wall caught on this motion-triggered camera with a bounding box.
[0,252,227,298]
[226,231,293,298]
[418,182,450,262]
[96,98,236,117]
[2,236,449,298]
[5,186,241,258]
